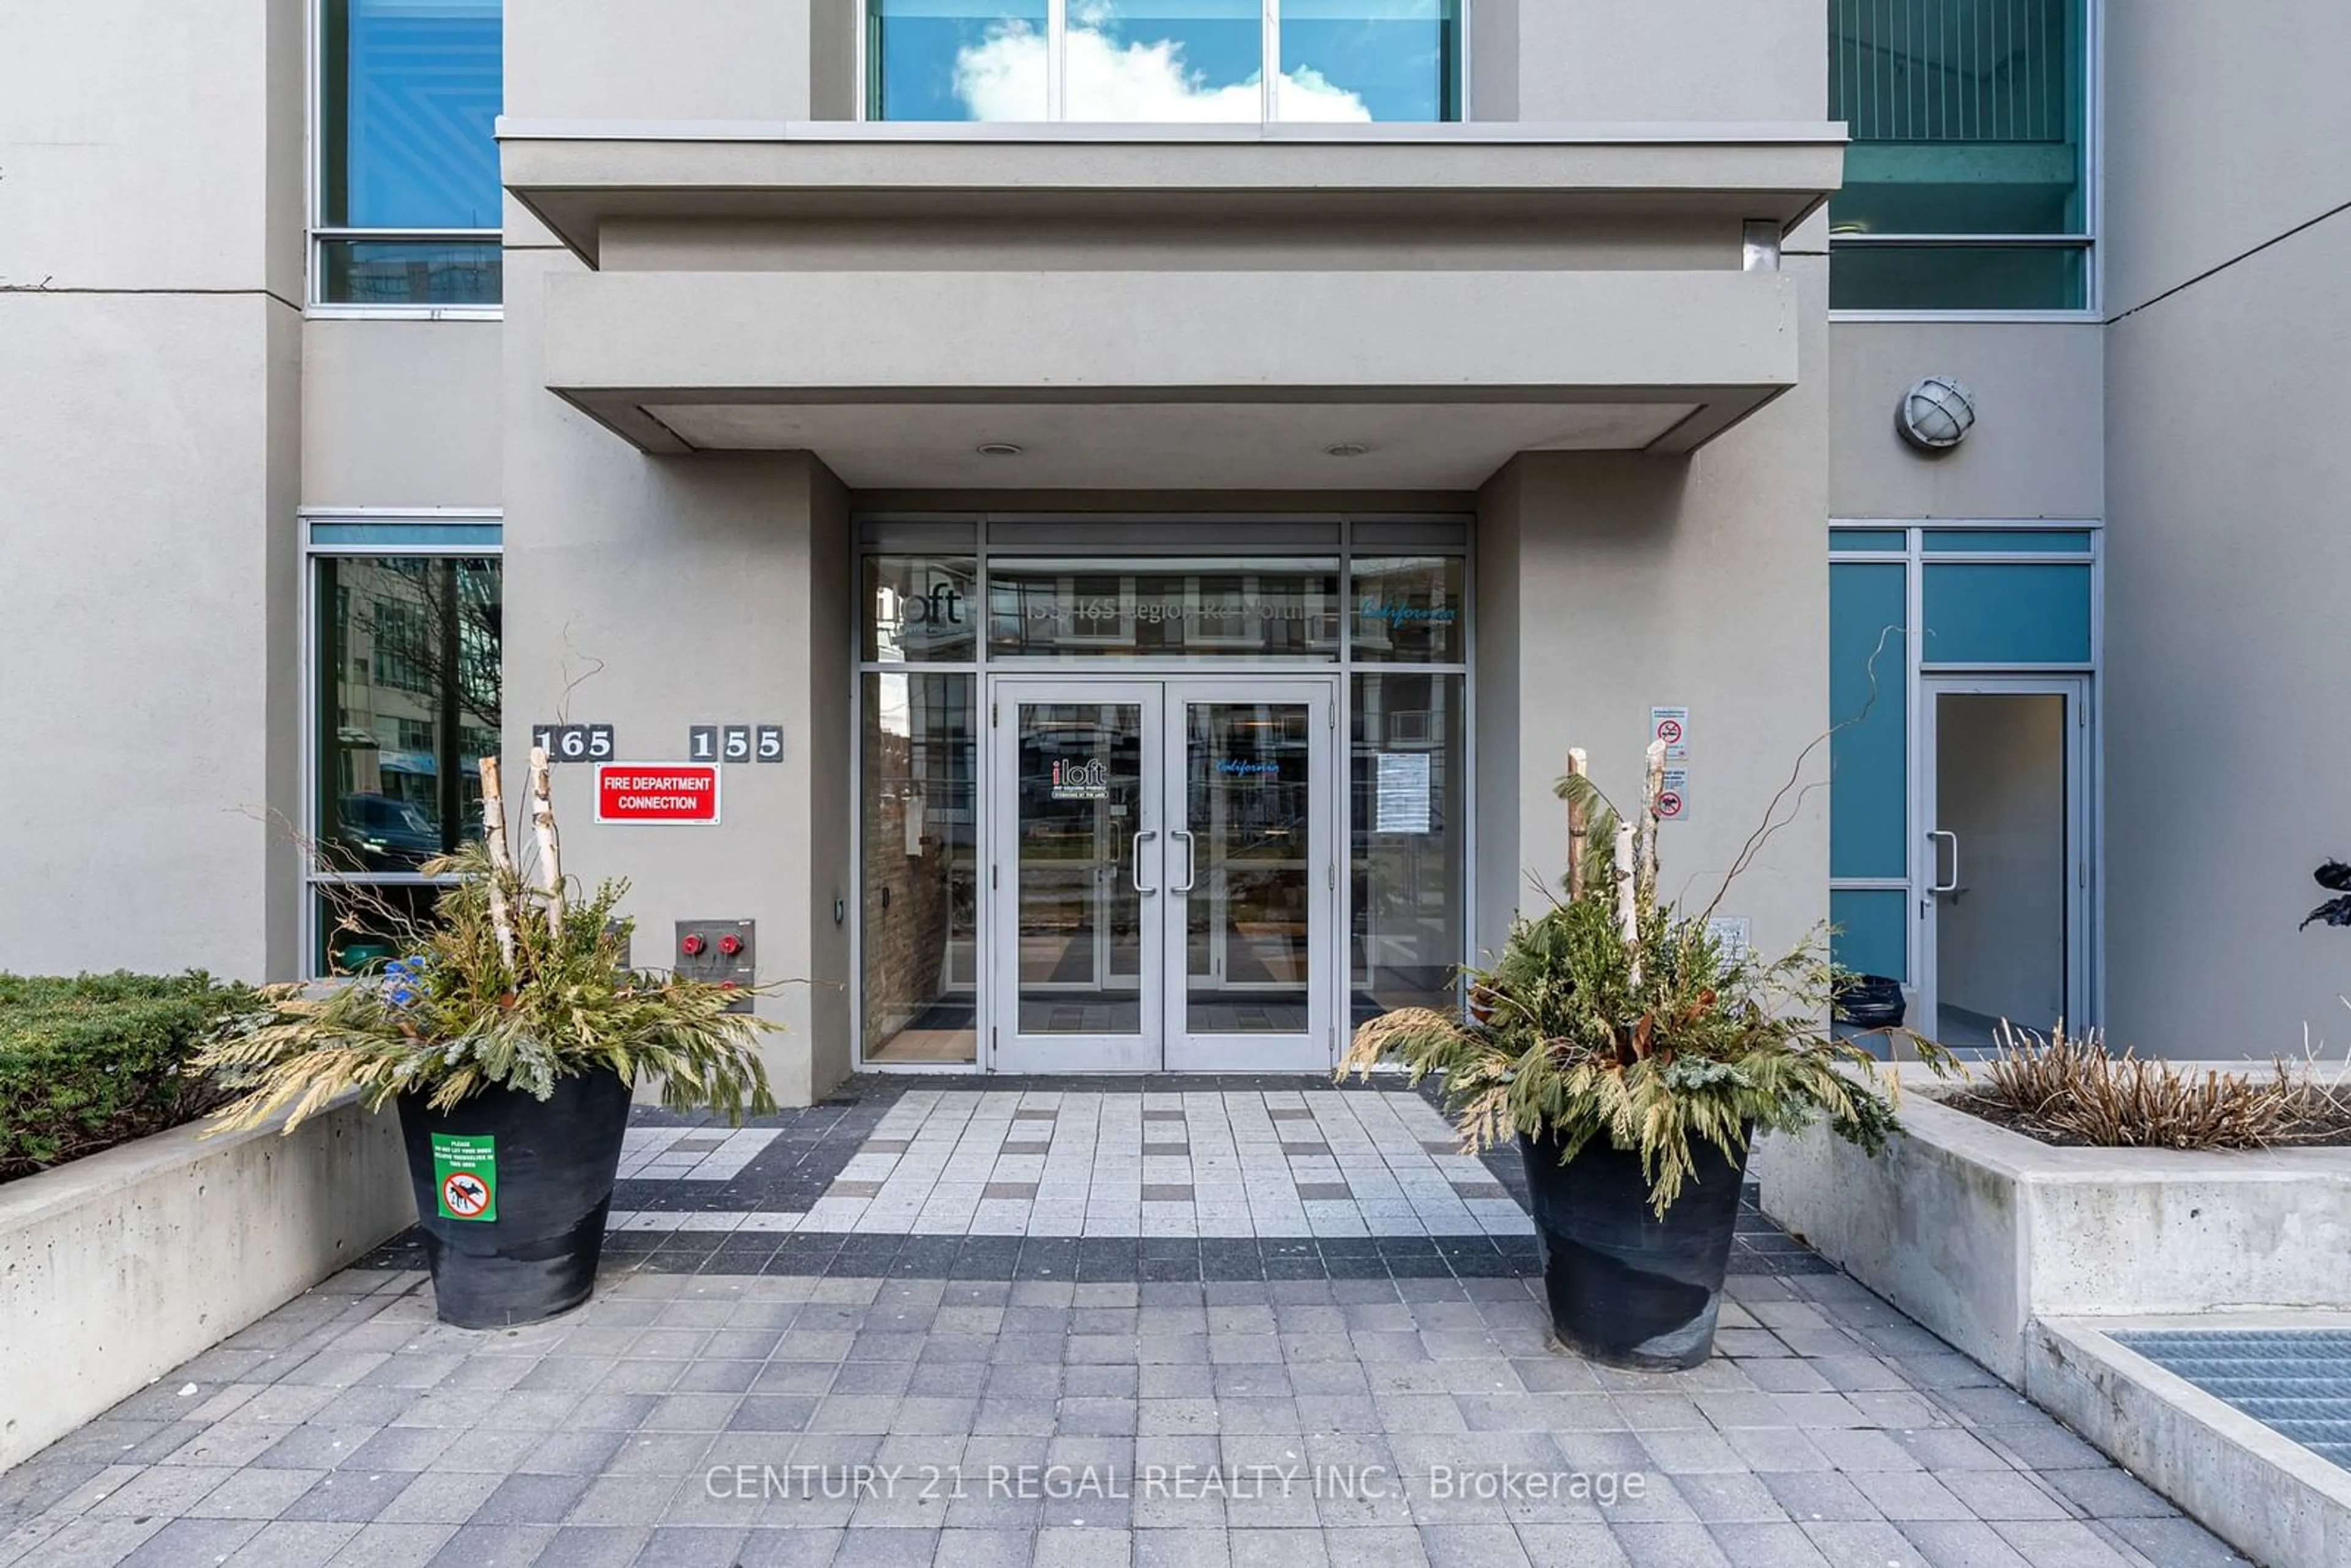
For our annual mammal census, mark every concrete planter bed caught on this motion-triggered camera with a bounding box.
[1760,1078,2351,1385]
[1764,1078,2351,1568]
[0,1095,413,1472]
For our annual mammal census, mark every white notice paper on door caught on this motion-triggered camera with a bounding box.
[1375,752,1432,834]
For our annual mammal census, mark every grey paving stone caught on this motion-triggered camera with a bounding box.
[1937,1468,2075,1523]
[1512,1522,1631,1566]
[375,1472,508,1526]
[2041,1466,2183,1520]
[1799,1519,1929,1568]
[224,1520,367,1567]
[1609,1520,1733,1568]
[1134,1525,1236,1568]
[321,1521,460,1567]
[1805,1427,1923,1473]
[468,1472,591,1526]
[420,1521,555,1567]
[1705,1521,1837,1568]
[1898,1518,2036,1568]
[2100,1514,2255,1567]
[733,1527,846,1566]
[1758,1468,1881,1525]
[102,1516,256,1566]
[1978,1420,2113,1471]
[557,1473,682,1526]
[254,1426,386,1471]
[1985,1520,2145,1568]
[84,1463,231,1518]
[636,1524,752,1564]
[281,1469,420,1523]
[1669,1471,1788,1524]
[1848,1469,1975,1522]
[1226,1526,1331,1567]
[1033,1525,1133,1566]
[935,1526,1043,1566]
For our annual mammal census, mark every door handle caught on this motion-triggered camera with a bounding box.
[1929,830,1960,896]
[1170,831,1197,895]
[1131,830,1158,894]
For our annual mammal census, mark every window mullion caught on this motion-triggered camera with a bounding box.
[1048,0,1067,120]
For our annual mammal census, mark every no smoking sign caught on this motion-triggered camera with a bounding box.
[1649,706,1691,761]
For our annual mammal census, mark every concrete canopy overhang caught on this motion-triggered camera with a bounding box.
[506,122,1841,486]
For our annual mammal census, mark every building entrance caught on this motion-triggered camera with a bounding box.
[988,677,1338,1072]
[855,518,1470,1074]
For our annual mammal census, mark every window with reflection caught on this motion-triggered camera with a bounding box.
[319,0,503,304]
[866,556,980,662]
[986,561,1341,659]
[1351,556,1464,664]
[1351,672,1463,1021]
[868,0,1461,122]
[1828,0,2089,309]
[314,555,502,972]
[863,673,981,1062]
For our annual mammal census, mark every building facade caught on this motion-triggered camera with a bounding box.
[4,1,2344,1104]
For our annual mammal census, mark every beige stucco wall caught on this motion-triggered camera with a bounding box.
[0,0,304,981]
[2103,2,2351,318]
[1830,323,2104,521]
[302,322,503,510]
[1475,254,1832,963]
[2101,7,2351,1054]
[2103,214,2351,1056]
[500,246,854,1103]
[506,0,820,122]
[1507,1,1826,124]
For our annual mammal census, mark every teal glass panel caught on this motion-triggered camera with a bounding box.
[1828,0,2085,237]
[1831,529,1907,552]
[1831,563,1908,879]
[1923,562,2092,664]
[323,0,503,229]
[869,0,1051,121]
[310,522,503,549]
[1830,243,2088,310]
[1279,0,1460,122]
[1924,530,2092,553]
[1831,889,1908,983]
[320,239,501,306]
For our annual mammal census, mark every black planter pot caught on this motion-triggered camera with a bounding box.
[396,1068,633,1329]
[1517,1128,1750,1370]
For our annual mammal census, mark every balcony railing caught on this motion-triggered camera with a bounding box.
[1831,0,2073,144]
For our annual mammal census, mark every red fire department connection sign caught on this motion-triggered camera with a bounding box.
[594,764,721,824]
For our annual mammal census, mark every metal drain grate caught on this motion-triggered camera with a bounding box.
[2115,1329,2351,1469]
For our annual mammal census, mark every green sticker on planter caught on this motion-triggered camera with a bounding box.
[431,1133,497,1221]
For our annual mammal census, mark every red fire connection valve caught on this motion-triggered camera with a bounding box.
[680,933,707,957]
[719,934,745,958]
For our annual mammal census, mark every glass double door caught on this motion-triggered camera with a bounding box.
[991,678,1336,1072]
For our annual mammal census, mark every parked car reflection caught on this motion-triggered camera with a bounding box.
[333,793,443,871]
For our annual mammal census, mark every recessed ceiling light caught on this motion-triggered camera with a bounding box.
[1324,441,1371,458]
[976,441,1024,457]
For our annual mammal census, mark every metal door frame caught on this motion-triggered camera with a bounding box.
[1916,674,2093,1048]
[984,672,1340,1072]
[1160,677,1340,1073]
[988,678,1166,1073]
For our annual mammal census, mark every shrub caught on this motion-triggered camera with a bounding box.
[1344,895,1913,1217]
[0,972,251,1180]
[1965,1021,2323,1150]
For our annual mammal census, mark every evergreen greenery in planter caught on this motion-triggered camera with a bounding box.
[201,753,776,1326]
[1341,742,1931,1367]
